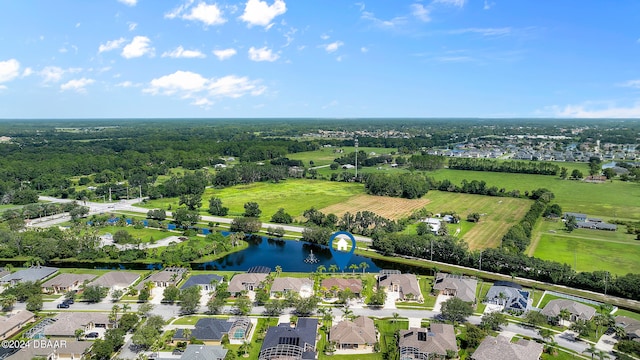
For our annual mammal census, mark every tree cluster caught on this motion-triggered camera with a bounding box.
[448,158,560,175]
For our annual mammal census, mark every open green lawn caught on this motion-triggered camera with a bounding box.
[96,226,174,243]
[142,179,364,220]
[288,147,397,167]
[533,232,640,275]
[429,169,640,220]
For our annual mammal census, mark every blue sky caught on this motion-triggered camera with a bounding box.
[1,0,639,118]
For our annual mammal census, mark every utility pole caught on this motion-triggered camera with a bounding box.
[109,187,112,202]
[354,137,359,179]
[479,251,482,271]
[139,185,142,199]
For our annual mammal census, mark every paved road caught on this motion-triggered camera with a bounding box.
[35,196,373,243]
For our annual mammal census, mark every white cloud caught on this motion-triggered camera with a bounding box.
[361,47,368,53]
[22,67,33,77]
[240,0,287,28]
[410,3,431,22]
[320,34,330,40]
[39,66,66,83]
[118,0,137,6]
[434,0,466,7]
[322,41,344,53]
[0,59,20,83]
[248,46,279,62]
[121,36,154,58]
[76,23,81,28]
[620,79,640,89]
[166,1,226,26]
[546,101,640,118]
[144,70,265,104]
[0,85,6,90]
[361,10,407,29]
[213,48,237,60]
[116,81,141,87]
[162,46,206,58]
[128,22,138,31]
[448,27,511,36]
[60,78,95,93]
[483,0,495,10]
[99,38,126,53]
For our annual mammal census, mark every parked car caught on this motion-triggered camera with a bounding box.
[64,298,74,304]
[85,332,99,339]
[56,303,69,309]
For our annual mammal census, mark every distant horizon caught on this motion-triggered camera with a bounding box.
[1,117,639,121]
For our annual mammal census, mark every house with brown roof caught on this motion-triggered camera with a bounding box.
[44,312,112,338]
[270,277,314,298]
[0,310,36,340]
[329,316,376,350]
[471,335,543,360]
[398,324,457,359]
[540,299,596,322]
[90,271,140,291]
[228,273,268,295]
[377,273,423,302]
[321,278,363,297]
[432,273,478,303]
[41,273,96,294]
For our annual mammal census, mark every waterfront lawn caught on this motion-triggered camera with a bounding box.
[532,233,640,275]
[96,226,172,243]
[614,309,640,321]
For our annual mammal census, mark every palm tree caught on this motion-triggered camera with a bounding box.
[316,265,326,274]
[559,309,571,326]
[109,304,120,328]
[341,306,354,321]
[614,325,627,340]
[275,265,282,277]
[583,344,598,360]
[329,264,338,274]
[349,264,359,274]
[239,340,251,357]
[182,329,192,343]
[74,328,84,341]
[121,303,131,314]
[392,312,401,325]
[359,262,369,274]
[538,328,554,343]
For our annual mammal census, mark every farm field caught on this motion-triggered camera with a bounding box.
[318,193,431,220]
[428,169,640,220]
[287,146,396,167]
[532,232,640,275]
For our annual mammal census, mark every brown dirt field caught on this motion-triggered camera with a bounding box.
[318,194,431,220]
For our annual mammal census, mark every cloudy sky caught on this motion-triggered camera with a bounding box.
[1,0,639,118]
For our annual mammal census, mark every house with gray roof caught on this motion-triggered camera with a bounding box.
[179,345,227,360]
[41,273,96,294]
[471,335,543,360]
[90,271,139,290]
[6,340,91,360]
[329,316,376,350]
[271,277,314,298]
[377,273,423,302]
[485,281,530,312]
[173,318,233,345]
[259,318,318,360]
[615,316,640,341]
[398,324,457,359]
[432,273,477,303]
[0,310,35,341]
[564,212,587,221]
[0,266,58,286]
[540,299,596,322]
[180,274,224,292]
[138,267,188,289]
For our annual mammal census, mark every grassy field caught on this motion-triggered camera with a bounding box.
[532,232,640,275]
[418,191,531,249]
[96,226,173,243]
[288,146,397,167]
[428,169,640,220]
[318,193,431,220]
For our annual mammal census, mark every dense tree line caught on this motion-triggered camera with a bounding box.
[500,200,547,252]
[408,154,446,171]
[300,207,403,238]
[371,232,640,301]
[448,158,560,175]
[212,164,288,187]
[364,173,433,199]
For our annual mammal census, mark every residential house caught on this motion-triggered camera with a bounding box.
[270,277,314,298]
[228,273,268,295]
[421,218,441,234]
[7,340,91,360]
[471,335,543,360]
[138,267,188,289]
[44,312,112,337]
[41,273,96,294]
[615,316,640,341]
[398,324,458,359]
[0,310,36,340]
[180,274,224,292]
[173,317,251,344]
[540,299,596,322]
[0,266,59,286]
[89,271,140,291]
[564,212,587,222]
[329,316,376,350]
[484,281,530,312]
[377,273,423,302]
[432,273,478,303]
[321,278,363,298]
[259,318,318,360]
